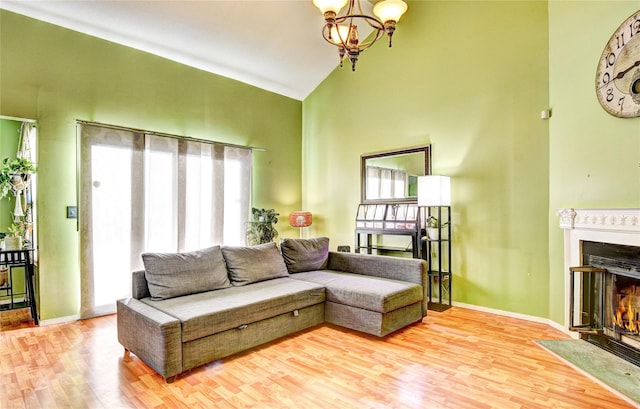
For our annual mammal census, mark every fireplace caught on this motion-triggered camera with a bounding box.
[569,241,640,365]
[559,208,640,366]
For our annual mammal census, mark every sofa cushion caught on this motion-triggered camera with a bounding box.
[290,270,422,314]
[222,242,289,286]
[280,237,329,273]
[142,246,230,300]
[141,277,326,342]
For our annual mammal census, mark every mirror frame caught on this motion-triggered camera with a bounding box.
[360,145,431,204]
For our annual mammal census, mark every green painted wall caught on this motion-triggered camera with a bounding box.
[547,1,640,324]
[0,10,302,321]
[303,1,551,317]
[304,0,640,322]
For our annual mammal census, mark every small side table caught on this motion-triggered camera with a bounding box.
[0,249,38,325]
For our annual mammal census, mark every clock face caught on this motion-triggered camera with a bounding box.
[595,10,640,118]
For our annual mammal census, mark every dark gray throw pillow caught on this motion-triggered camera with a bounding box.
[280,237,329,273]
[221,242,289,286]
[142,245,230,300]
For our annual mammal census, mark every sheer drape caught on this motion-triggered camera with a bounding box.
[366,166,408,200]
[79,123,251,318]
[18,122,37,247]
[18,122,36,161]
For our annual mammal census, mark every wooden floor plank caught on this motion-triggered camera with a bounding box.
[1,306,637,408]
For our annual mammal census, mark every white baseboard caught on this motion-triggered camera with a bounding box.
[0,300,79,327]
[39,314,79,326]
[452,301,575,337]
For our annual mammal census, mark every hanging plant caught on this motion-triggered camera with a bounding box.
[0,157,37,200]
[246,208,279,245]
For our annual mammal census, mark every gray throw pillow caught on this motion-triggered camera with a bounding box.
[142,246,230,300]
[280,237,329,273]
[221,242,289,286]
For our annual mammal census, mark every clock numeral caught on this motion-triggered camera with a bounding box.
[606,87,615,102]
[602,72,611,85]
[618,96,625,111]
[616,33,625,49]
[631,19,640,36]
[606,52,616,68]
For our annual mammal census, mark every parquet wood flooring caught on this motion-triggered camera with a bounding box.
[1,306,637,408]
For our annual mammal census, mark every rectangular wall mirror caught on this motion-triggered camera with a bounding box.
[361,145,431,204]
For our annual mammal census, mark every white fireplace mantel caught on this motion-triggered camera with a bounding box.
[557,208,640,233]
[557,208,640,329]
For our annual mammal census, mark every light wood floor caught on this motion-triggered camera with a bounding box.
[1,306,637,409]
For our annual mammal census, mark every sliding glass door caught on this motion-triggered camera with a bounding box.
[79,123,251,318]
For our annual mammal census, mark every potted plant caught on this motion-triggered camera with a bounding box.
[0,157,37,200]
[5,217,25,250]
[426,215,449,241]
[246,208,279,245]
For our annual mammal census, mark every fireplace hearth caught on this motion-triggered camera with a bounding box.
[559,208,640,367]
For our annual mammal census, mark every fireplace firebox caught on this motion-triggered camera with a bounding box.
[569,241,640,366]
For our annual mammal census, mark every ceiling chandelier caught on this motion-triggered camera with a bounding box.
[312,0,408,71]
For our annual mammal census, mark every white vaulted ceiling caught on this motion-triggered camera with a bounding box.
[1,0,377,100]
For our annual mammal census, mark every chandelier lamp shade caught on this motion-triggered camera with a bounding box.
[312,0,408,71]
[417,176,451,207]
[289,211,313,238]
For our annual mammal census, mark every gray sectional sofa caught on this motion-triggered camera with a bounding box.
[117,237,427,382]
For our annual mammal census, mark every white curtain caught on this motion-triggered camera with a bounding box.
[366,166,408,200]
[79,123,252,318]
[18,122,36,162]
[17,122,37,247]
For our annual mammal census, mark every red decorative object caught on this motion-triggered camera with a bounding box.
[289,211,312,227]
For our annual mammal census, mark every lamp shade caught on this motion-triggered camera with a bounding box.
[313,0,348,15]
[417,176,451,206]
[289,211,312,227]
[329,24,351,45]
[373,0,408,23]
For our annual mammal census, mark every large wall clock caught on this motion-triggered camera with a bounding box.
[595,9,640,118]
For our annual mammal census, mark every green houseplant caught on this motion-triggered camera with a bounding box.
[1,157,36,250]
[426,215,449,241]
[5,217,26,250]
[246,208,279,245]
[0,157,37,200]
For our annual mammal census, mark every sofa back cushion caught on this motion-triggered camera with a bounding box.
[222,242,289,286]
[142,246,230,300]
[280,237,329,273]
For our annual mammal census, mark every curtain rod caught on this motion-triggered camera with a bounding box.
[76,119,266,151]
[0,115,38,124]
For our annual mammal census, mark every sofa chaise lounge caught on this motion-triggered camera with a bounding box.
[117,237,427,382]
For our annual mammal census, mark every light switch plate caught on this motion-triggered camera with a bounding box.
[67,206,78,219]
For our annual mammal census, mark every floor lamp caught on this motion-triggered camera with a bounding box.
[289,211,312,239]
[417,175,452,311]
